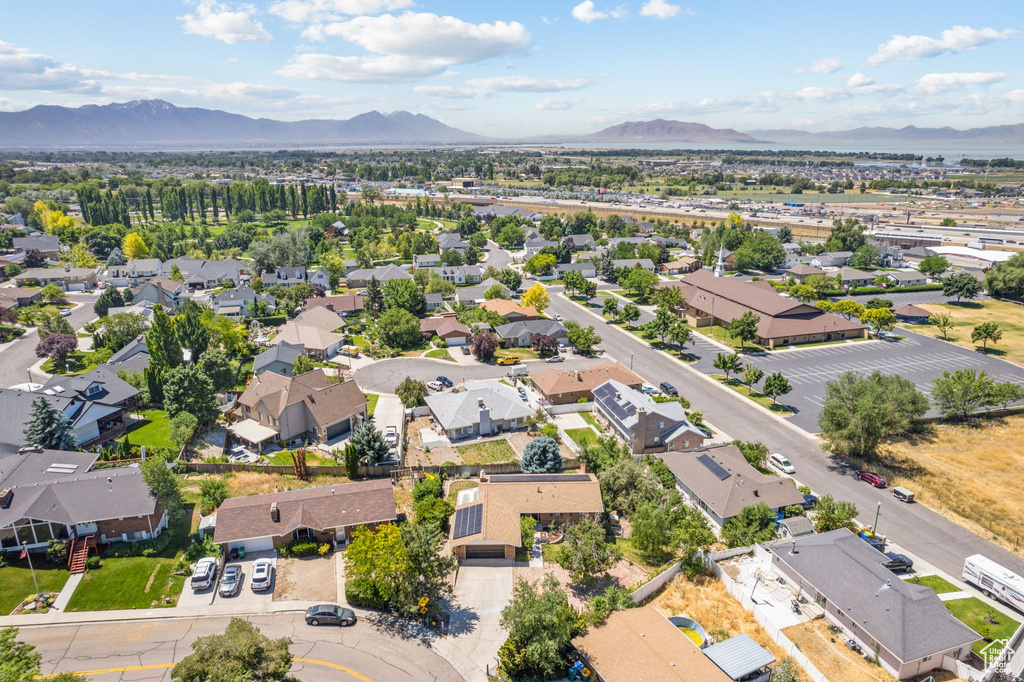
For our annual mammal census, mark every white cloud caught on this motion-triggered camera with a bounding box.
[572,1,606,22]
[303,12,530,64]
[867,25,1018,65]
[914,71,1005,94]
[1006,89,1024,103]
[277,53,448,82]
[180,0,272,45]
[640,0,693,19]
[226,57,240,63]
[795,56,843,74]
[464,75,589,93]
[269,0,413,23]
[847,72,874,87]
[413,85,478,99]
[0,41,96,92]
[536,96,581,110]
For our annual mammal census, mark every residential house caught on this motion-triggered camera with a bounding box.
[343,264,412,289]
[835,267,880,288]
[885,270,928,287]
[166,257,246,289]
[1,212,26,227]
[106,259,163,287]
[479,299,537,322]
[252,342,306,377]
[782,264,825,283]
[530,362,643,405]
[272,306,345,359]
[767,529,979,679]
[425,380,533,441]
[420,316,471,346]
[212,479,397,553]
[554,262,597,279]
[14,267,97,291]
[659,444,805,531]
[472,205,542,223]
[304,294,365,317]
[211,286,276,318]
[328,220,348,239]
[131,277,183,312]
[0,287,41,310]
[571,607,735,682]
[0,446,167,555]
[524,237,558,255]
[429,265,482,285]
[234,369,367,446]
[454,278,510,305]
[659,256,701,275]
[105,336,150,373]
[425,293,445,312]
[494,319,568,348]
[562,234,596,251]
[593,380,704,453]
[437,233,469,252]
[777,516,815,539]
[612,258,656,272]
[811,251,853,268]
[413,254,441,269]
[655,269,867,349]
[449,472,604,561]
[266,267,330,290]
[13,236,60,258]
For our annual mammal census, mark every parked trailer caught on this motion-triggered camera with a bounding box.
[962,554,1024,613]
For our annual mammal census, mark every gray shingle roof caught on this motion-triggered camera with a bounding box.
[40,366,140,407]
[425,380,533,431]
[253,341,305,373]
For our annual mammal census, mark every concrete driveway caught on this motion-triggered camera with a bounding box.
[444,564,514,681]
[177,551,277,608]
[371,393,406,456]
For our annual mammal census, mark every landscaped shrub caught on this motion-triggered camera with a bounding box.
[412,476,443,502]
[288,540,321,557]
[318,543,331,556]
[345,578,388,609]
[253,315,287,327]
[106,527,179,558]
[85,556,101,570]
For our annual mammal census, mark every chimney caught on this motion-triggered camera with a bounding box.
[270,502,279,522]
[479,401,491,436]
[18,444,43,455]
[0,488,12,508]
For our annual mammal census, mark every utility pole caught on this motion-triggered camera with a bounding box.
[872,501,881,534]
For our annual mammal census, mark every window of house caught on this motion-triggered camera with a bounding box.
[293,528,313,540]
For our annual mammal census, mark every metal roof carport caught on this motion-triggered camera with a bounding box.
[703,634,776,681]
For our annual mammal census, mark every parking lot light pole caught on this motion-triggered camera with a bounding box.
[872,501,881,533]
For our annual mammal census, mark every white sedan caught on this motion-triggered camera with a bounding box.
[384,425,398,446]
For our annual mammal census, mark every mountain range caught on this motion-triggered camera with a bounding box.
[0,100,1020,149]
[0,100,487,148]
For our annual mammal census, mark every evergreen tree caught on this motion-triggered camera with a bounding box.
[106,247,127,266]
[365,277,384,320]
[350,423,389,464]
[521,436,562,473]
[146,306,182,370]
[93,286,125,317]
[23,397,76,450]
[175,301,210,360]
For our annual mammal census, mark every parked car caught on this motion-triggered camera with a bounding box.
[641,384,658,395]
[427,380,444,391]
[554,313,563,321]
[769,453,796,475]
[384,426,398,446]
[305,604,357,627]
[659,381,678,396]
[60,308,72,317]
[436,376,453,388]
[219,564,242,597]
[799,494,819,510]
[496,356,520,366]
[545,354,564,363]
[250,559,273,591]
[461,345,471,355]
[517,386,528,401]
[856,470,887,488]
[694,424,712,438]
[862,534,886,552]
[881,552,914,573]
[190,557,218,591]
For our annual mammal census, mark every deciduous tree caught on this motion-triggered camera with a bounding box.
[520,283,551,314]
[818,371,928,458]
[722,503,777,548]
[729,311,760,348]
[928,311,955,340]
[942,271,980,302]
[713,352,742,381]
[762,372,792,405]
[498,574,582,680]
[812,495,859,533]
[931,368,996,421]
[971,322,1002,351]
[555,519,618,585]
[171,618,291,682]
[396,376,429,407]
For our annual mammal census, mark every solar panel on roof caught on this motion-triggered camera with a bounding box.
[697,453,731,481]
[492,474,591,483]
[453,504,483,539]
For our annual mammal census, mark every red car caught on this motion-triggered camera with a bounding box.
[856,471,887,488]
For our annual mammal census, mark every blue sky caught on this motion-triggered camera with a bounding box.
[2,1,1021,136]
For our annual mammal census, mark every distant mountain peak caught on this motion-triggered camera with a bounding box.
[742,123,1024,145]
[581,119,759,143]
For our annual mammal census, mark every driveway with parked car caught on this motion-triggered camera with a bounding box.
[178,551,278,607]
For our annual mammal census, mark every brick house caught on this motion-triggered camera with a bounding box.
[593,380,704,453]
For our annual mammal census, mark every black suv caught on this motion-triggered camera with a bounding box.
[881,552,914,573]
[659,381,678,396]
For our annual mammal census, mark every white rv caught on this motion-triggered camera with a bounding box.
[962,554,1024,613]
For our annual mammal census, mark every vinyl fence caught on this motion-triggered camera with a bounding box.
[631,560,683,604]
[545,402,595,415]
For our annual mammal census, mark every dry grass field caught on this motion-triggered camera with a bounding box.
[917,300,1024,366]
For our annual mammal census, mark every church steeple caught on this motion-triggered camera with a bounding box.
[714,247,725,278]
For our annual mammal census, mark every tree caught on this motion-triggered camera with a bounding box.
[631,501,673,561]
[932,368,997,421]
[578,278,597,299]
[918,256,950,277]
[618,303,640,328]
[36,333,77,372]
[106,247,127,266]
[146,306,181,370]
[555,519,618,586]
[942,271,980,302]
[40,283,65,303]
[762,372,792,405]
[770,657,802,682]
[584,585,635,626]
[121,232,150,260]
[985,252,1024,299]
[722,503,777,547]
[0,626,86,682]
[37,310,73,341]
[497,268,522,291]
[520,283,551,315]
[729,311,760,348]
[928,312,955,340]
[667,319,692,355]
[713,352,742,381]
[396,376,429,407]
[350,423,389,464]
[174,304,209,361]
[197,477,229,515]
[171,618,291,682]
[377,307,421,349]
[521,436,562,473]
[471,331,498,361]
[597,457,666,514]
[789,284,816,302]
[561,269,585,297]
[531,333,559,356]
[824,218,866,253]
[831,299,864,320]
[621,267,659,299]
[425,275,456,296]
[805,274,836,297]
[396,523,457,614]
[22,249,46,268]
[971,322,1002,351]
[818,371,928,458]
[170,411,199,447]
[498,574,582,680]
[812,495,860,533]
[849,244,881,268]
[564,321,601,353]
[141,456,184,517]
[163,364,218,424]
[364,277,384,319]
[94,285,126,317]
[383,278,425,314]
[601,297,619,318]
[414,496,454,532]
[733,231,785,271]
[991,381,1024,410]
[653,286,685,311]
[731,439,769,471]
[345,522,408,605]
[23,396,76,450]
[859,307,896,337]
[742,364,765,394]
[524,253,557,276]
[198,349,234,391]
[865,297,893,309]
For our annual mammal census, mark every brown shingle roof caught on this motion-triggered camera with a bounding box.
[305,294,365,314]
[212,479,397,544]
[292,305,345,332]
[893,304,931,317]
[784,264,825,276]
[529,362,643,398]
[479,299,538,319]
[420,316,471,338]
[572,606,732,682]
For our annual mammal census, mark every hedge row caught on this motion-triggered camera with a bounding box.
[841,284,943,296]
[252,315,287,327]
[346,578,388,609]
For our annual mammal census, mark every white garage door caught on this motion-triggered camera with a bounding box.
[229,536,274,553]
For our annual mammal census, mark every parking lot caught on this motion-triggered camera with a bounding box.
[178,551,277,607]
[736,329,1024,431]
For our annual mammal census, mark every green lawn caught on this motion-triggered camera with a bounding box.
[698,325,765,352]
[566,427,600,449]
[906,575,961,594]
[351,335,371,350]
[710,375,793,416]
[457,439,518,465]
[0,564,70,615]
[266,450,332,466]
[41,350,100,376]
[613,536,676,577]
[580,412,601,429]
[446,480,479,503]
[610,289,652,305]
[400,341,432,357]
[497,347,540,360]
[122,409,176,449]
[425,348,455,361]
[944,596,1021,656]
[365,392,379,418]
[606,319,698,363]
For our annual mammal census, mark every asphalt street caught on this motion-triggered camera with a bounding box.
[19,614,462,681]
[545,288,1024,581]
[0,293,99,388]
